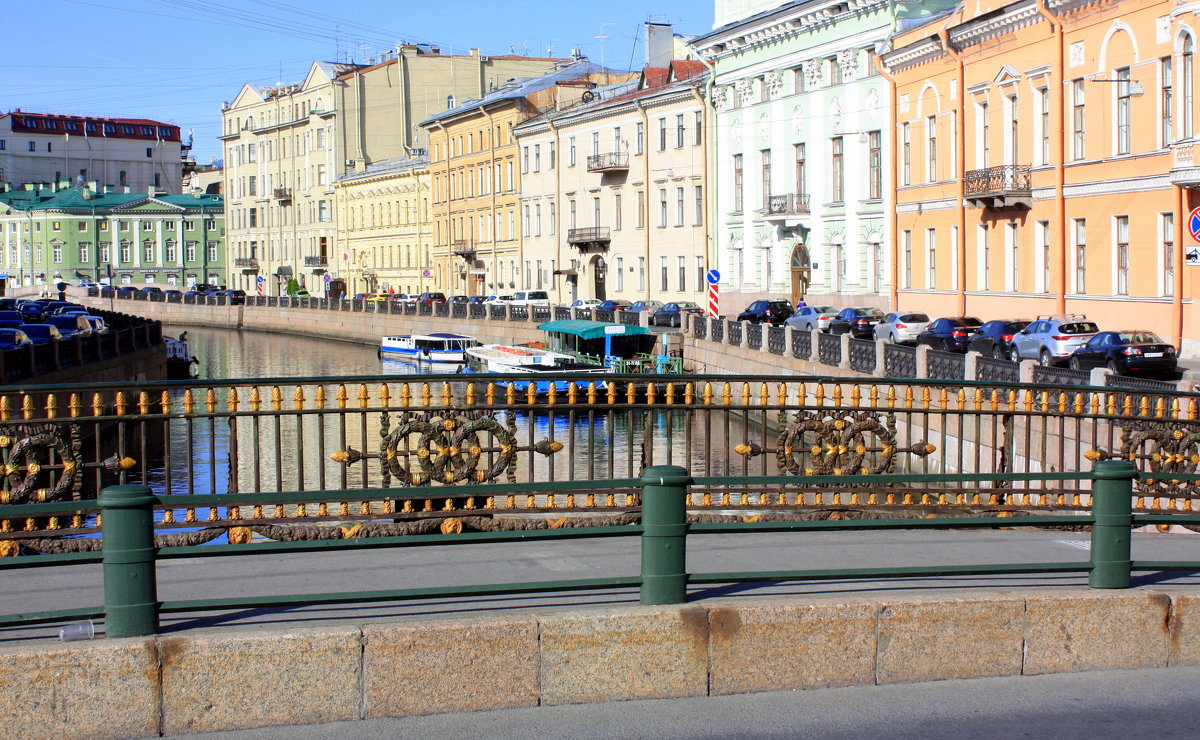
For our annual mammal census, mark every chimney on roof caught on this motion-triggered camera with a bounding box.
[645,22,674,68]
[23,183,34,191]
[470,48,480,56]
[58,178,71,191]
[102,184,113,193]
[86,180,97,192]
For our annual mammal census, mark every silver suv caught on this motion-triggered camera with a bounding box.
[1010,314,1099,366]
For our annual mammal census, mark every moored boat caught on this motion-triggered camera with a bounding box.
[463,344,609,393]
[380,333,477,363]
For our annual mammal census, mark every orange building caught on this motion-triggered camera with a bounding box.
[882,0,1200,353]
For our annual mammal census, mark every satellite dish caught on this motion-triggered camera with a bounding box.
[581,91,595,103]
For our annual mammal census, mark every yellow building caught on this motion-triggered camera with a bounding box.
[882,0,1200,353]
[334,156,432,297]
[421,60,636,297]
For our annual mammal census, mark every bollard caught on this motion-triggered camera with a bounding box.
[1089,460,1136,589]
[639,465,690,605]
[99,485,160,637]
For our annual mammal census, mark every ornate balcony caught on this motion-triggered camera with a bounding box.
[566,227,611,253]
[304,256,327,267]
[273,188,292,202]
[586,152,630,173]
[963,165,1032,210]
[234,257,259,270]
[761,193,810,224]
[1169,141,1200,187]
[451,240,476,262]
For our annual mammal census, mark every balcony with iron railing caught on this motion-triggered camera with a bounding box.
[1169,140,1200,187]
[586,152,630,173]
[566,227,611,252]
[451,240,476,261]
[303,255,327,267]
[234,257,259,269]
[273,188,292,202]
[761,193,810,221]
[963,164,1032,209]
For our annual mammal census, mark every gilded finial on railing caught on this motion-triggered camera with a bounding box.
[722,382,732,406]
[665,382,676,405]
[606,382,617,405]
[485,382,496,405]
[0,396,10,422]
[850,384,861,407]
[227,387,239,413]
[815,383,825,405]
[465,382,476,406]
[271,386,284,411]
[138,391,151,416]
[505,382,516,405]
[337,383,349,409]
[69,393,83,418]
[159,391,171,415]
[115,392,128,416]
[441,382,452,407]
[701,382,712,405]
[566,381,577,405]
[293,386,305,410]
[586,381,597,405]
[204,388,217,413]
[937,388,948,409]
[420,382,431,407]
[377,383,387,409]
[359,384,369,409]
[919,387,930,410]
[526,381,537,405]
[315,385,327,409]
[740,383,751,406]
[182,389,194,414]
[685,382,695,405]
[45,394,58,419]
[546,382,557,405]
[629,382,640,406]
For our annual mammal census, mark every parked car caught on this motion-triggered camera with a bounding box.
[0,320,23,330]
[116,286,139,296]
[874,312,932,345]
[570,298,603,308]
[1067,330,1178,377]
[967,319,1032,359]
[363,292,391,303]
[139,286,163,295]
[162,289,183,299]
[915,316,983,352]
[466,296,487,304]
[0,310,23,324]
[736,299,794,326]
[85,316,109,335]
[596,299,633,312]
[785,305,838,333]
[19,324,63,345]
[1010,314,1099,366]
[221,290,247,305]
[507,290,551,307]
[350,293,368,301]
[0,329,31,351]
[484,295,512,305]
[651,301,704,327]
[629,300,665,313]
[827,307,886,339]
[291,289,311,298]
[448,295,470,303]
[17,303,44,321]
[417,292,447,303]
[46,314,91,338]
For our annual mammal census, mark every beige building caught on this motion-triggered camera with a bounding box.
[335,156,432,297]
[514,60,709,304]
[220,47,572,296]
[421,61,636,297]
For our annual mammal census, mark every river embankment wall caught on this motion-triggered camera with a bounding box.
[4,587,1198,739]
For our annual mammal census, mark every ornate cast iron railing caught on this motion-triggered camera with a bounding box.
[927,349,965,381]
[727,321,743,346]
[791,330,812,360]
[767,326,786,355]
[763,193,810,216]
[885,343,917,378]
[1033,365,1091,387]
[710,318,724,344]
[746,323,763,350]
[848,338,876,374]
[977,357,1019,384]
[817,332,841,366]
[594,309,615,324]
[963,164,1032,196]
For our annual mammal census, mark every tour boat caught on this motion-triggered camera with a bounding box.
[463,344,609,393]
[164,336,199,380]
[379,333,477,363]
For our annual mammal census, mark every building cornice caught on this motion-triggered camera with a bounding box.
[947,0,1042,50]
[881,36,945,73]
[693,0,890,63]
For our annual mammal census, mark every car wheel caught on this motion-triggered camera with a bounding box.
[1039,350,1053,366]
[992,346,1006,360]
[940,338,953,352]
[672,316,680,328]
[1069,357,1083,371]
[885,333,896,344]
[1009,347,1021,362]
[1107,360,1120,374]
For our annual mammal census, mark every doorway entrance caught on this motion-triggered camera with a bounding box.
[590,255,607,301]
[789,244,811,305]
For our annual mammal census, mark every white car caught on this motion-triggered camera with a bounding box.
[785,305,838,332]
[483,295,511,304]
[507,290,551,307]
[874,312,931,344]
[570,298,603,309]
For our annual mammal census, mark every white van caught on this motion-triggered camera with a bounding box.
[507,290,551,307]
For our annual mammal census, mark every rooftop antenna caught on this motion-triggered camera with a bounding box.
[546,39,555,56]
[595,23,613,71]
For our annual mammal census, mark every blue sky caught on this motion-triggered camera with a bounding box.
[7,0,714,166]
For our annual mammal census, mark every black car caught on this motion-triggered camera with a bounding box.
[221,289,247,305]
[967,320,1031,359]
[449,295,470,303]
[736,299,794,326]
[1067,330,1178,377]
[140,286,163,295]
[650,301,704,327]
[597,299,633,312]
[827,307,886,339]
[916,316,984,352]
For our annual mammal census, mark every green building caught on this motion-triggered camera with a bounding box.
[0,180,225,291]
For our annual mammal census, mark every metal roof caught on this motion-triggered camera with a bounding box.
[538,320,650,339]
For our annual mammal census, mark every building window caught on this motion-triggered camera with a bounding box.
[675,187,684,226]
[186,242,196,261]
[534,203,542,236]
[638,256,645,291]
[694,111,703,146]
[868,131,881,199]
[27,141,35,152]
[926,228,936,289]
[1073,218,1086,294]
[549,202,555,235]
[1037,88,1050,165]
[1161,57,1174,147]
[760,149,772,207]
[1116,67,1132,156]
[1186,37,1195,139]
[660,256,669,291]
[978,225,990,291]
[1036,220,1051,294]
[614,195,622,230]
[533,144,541,171]
[829,56,842,85]
[658,188,668,227]
[794,144,807,199]
[830,137,844,203]
[926,115,937,182]
[166,240,177,262]
[521,146,529,173]
[901,124,910,186]
[52,243,62,264]
[616,256,624,291]
[694,186,703,225]
[568,136,576,166]
[144,242,154,262]
[1156,212,1175,297]
[902,230,912,289]
[590,132,599,157]
[1115,215,1129,295]
[1072,79,1085,160]
[676,114,685,148]
[658,118,668,151]
[636,122,644,154]
[568,199,576,230]
[1007,221,1019,292]
[733,154,743,212]
[79,242,90,263]
[677,256,686,290]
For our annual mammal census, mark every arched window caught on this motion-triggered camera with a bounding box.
[1185,35,1195,138]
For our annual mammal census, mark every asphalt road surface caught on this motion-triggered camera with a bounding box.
[2,527,1198,643]
[164,665,1200,739]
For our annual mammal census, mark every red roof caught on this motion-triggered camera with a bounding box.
[1,111,180,142]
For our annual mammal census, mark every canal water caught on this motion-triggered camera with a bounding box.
[149,326,762,498]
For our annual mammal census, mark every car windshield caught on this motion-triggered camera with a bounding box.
[1117,331,1164,344]
[812,306,836,313]
[899,313,929,322]
[1058,322,1099,334]
[677,301,700,309]
[855,308,884,317]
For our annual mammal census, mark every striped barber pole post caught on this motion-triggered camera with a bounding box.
[705,269,720,318]
[256,275,265,296]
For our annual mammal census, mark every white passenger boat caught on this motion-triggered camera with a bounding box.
[379,333,477,363]
[463,344,609,393]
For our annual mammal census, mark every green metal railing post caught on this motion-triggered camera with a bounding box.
[1089,460,1136,589]
[640,465,690,605]
[99,485,160,636]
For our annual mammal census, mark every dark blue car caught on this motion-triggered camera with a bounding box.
[596,299,633,312]
[18,303,44,321]
[19,324,62,345]
[650,301,704,327]
[0,329,30,350]
[916,316,984,353]
[1067,330,1178,377]
[966,319,1031,359]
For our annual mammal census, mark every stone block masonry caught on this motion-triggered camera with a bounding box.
[3,587,1199,738]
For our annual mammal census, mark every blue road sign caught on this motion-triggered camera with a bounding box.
[706,269,721,285]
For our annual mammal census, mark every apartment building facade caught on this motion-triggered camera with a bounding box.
[334,156,433,297]
[692,0,896,312]
[882,0,1200,352]
[0,181,224,291]
[221,49,572,296]
[513,61,709,304]
[421,61,637,297]
[0,112,183,193]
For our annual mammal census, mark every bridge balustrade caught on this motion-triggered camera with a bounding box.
[849,338,876,373]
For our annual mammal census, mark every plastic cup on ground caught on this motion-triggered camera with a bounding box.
[58,620,95,641]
